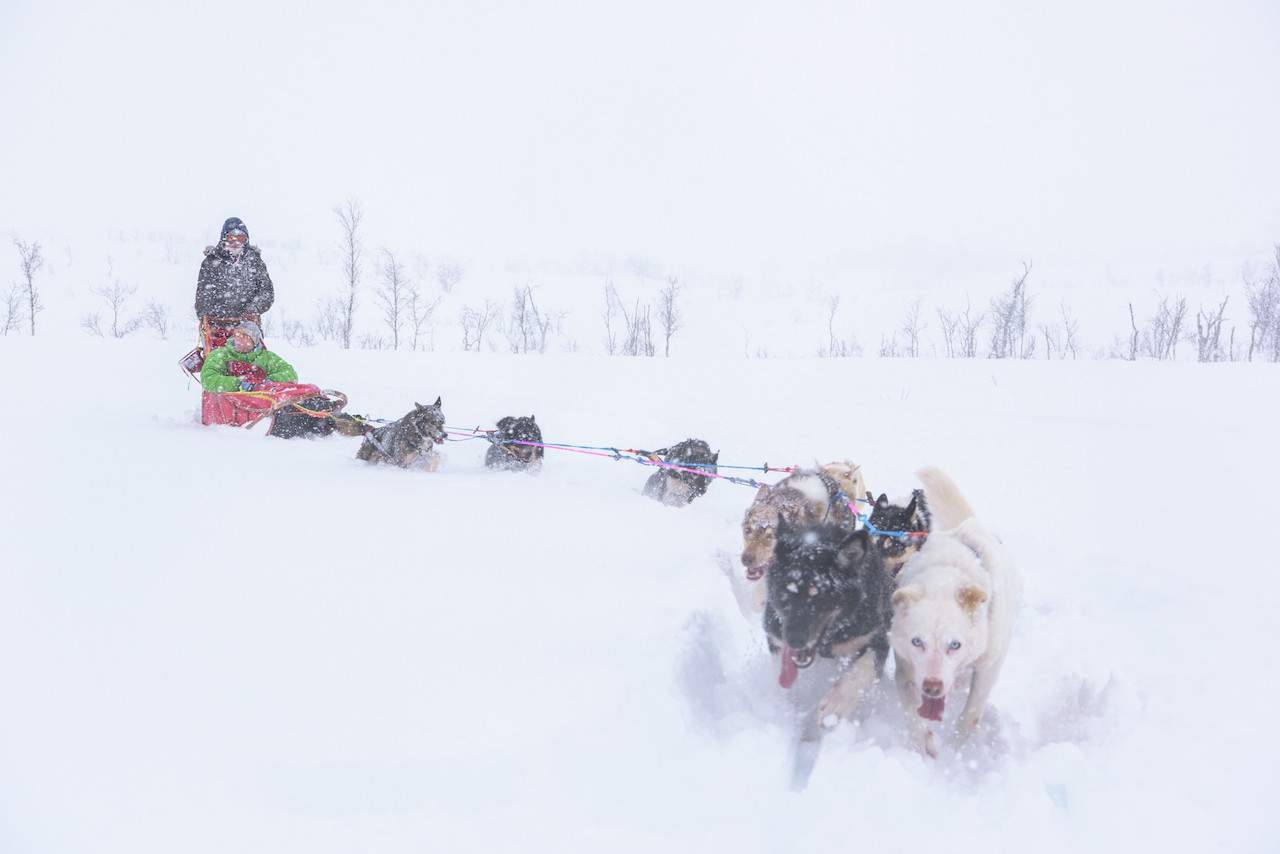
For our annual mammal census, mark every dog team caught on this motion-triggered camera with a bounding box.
[740,461,1022,758]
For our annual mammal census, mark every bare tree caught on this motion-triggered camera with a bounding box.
[1,285,21,335]
[602,280,620,355]
[658,276,681,357]
[1039,321,1060,359]
[436,258,464,293]
[1127,303,1140,361]
[334,199,363,349]
[957,298,985,358]
[901,299,926,358]
[1059,302,1080,359]
[618,297,655,356]
[13,238,44,335]
[988,262,1034,359]
[313,297,345,344]
[282,316,315,348]
[376,248,408,350]
[89,279,143,338]
[1194,296,1230,363]
[878,333,901,358]
[506,284,556,354]
[937,307,960,358]
[1139,294,1187,360]
[818,294,858,357]
[143,301,170,339]
[1245,249,1280,361]
[406,285,441,351]
[460,300,499,351]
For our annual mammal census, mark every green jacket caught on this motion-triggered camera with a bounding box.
[200,344,298,392]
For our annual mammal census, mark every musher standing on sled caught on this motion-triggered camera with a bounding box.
[194,216,274,336]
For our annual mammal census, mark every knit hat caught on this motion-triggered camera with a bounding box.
[233,320,264,350]
[220,217,249,242]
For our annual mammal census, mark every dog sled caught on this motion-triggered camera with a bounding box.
[180,315,365,438]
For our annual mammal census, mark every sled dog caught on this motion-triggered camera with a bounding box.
[866,489,931,577]
[484,415,544,473]
[764,517,892,729]
[356,397,447,470]
[889,467,1022,757]
[740,461,867,587]
[641,438,718,506]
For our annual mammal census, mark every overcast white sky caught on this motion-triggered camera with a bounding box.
[2,0,1277,279]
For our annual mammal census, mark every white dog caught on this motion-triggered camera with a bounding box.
[889,467,1022,757]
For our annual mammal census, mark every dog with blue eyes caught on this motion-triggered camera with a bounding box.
[889,467,1022,758]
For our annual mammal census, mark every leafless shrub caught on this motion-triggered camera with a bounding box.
[461,299,499,351]
[407,285,441,351]
[313,297,345,344]
[658,276,681,357]
[1194,296,1230,363]
[1,285,21,335]
[818,294,859,357]
[80,312,103,336]
[13,238,44,335]
[1140,294,1188,360]
[282,317,315,348]
[878,333,901,358]
[143,301,170,339]
[901,299,926,358]
[937,307,959,358]
[89,278,143,338]
[988,262,1035,359]
[334,199,363,349]
[603,281,620,355]
[957,298,985,358]
[376,248,408,350]
[618,297,655,356]
[436,258,464,293]
[506,284,556,354]
[358,333,388,350]
[1245,249,1280,361]
[1059,302,1080,359]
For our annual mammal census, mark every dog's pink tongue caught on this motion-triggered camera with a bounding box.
[918,696,946,721]
[779,645,799,689]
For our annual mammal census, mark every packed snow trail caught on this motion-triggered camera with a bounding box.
[1,337,1276,853]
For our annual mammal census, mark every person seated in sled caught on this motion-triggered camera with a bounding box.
[194,216,274,349]
[200,321,296,392]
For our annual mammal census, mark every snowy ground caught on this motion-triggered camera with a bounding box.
[1,336,1277,853]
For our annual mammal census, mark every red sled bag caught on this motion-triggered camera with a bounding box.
[201,382,322,428]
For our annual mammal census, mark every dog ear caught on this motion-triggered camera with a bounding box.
[914,489,932,528]
[529,414,535,422]
[956,585,988,614]
[434,396,442,407]
[754,484,771,500]
[835,529,870,571]
[876,493,890,508]
[892,584,924,610]
[712,451,720,463]
[414,402,424,410]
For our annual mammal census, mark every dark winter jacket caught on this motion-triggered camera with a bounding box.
[194,244,275,319]
[200,344,298,392]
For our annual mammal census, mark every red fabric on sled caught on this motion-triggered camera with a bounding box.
[200,382,322,427]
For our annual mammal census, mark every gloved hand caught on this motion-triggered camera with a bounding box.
[239,379,256,391]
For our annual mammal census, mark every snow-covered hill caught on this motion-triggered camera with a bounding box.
[1,336,1276,853]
